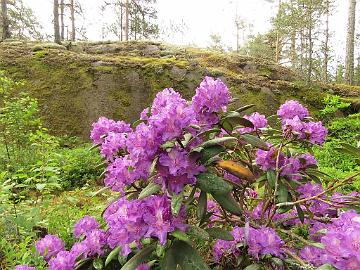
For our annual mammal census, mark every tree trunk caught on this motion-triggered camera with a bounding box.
[323,0,330,83]
[1,0,10,40]
[120,1,123,41]
[60,0,64,41]
[290,31,296,68]
[70,0,75,41]
[53,0,61,44]
[125,0,129,41]
[275,0,282,63]
[306,3,313,83]
[345,0,356,85]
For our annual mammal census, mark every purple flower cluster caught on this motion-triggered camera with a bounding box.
[92,77,231,194]
[191,76,231,126]
[301,210,360,270]
[213,226,284,262]
[73,216,100,238]
[278,100,327,145]
[15,266,36,270]
[255,146,285,171]
[35,234,65,261]
[104,195,186,256]
[238,112,267,134]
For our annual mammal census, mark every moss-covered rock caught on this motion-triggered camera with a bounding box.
[0,40,358,139]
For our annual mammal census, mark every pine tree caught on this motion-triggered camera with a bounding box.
[53,0,61,44]
[345,0,357,85]
[1,0,10,40]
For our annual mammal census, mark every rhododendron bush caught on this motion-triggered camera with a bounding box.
[18,77,360,270]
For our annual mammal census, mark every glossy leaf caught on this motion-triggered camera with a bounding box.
[213,192,242,216]
[196,172,233,194]
[138,182,161,199]
[206,227,234,241]
[240,134,269,150]
[197,191,207,221]
[199,145,225,164]
[235,104,255,113]
[120,244,155,270]
[244,264,263,270]
[105,246,121,266]
[187,225,210,241]
[93,259,103,270]
[171,192,184,216]
[171,230,191,244]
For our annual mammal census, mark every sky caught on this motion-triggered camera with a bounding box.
[24,0,357,66]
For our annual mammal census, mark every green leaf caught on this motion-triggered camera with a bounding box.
[138,182,161,199]
[91,186,110,197]
[162,241,210,270]
[171,230,191,244]
[187,225,210,241]
[105,246,121,266]
[240,134,269,150]
[267,170,276,189]
[93,258,103,270]
[197,191,207,221]
[221,111,254,128]
[244,264,263,270]
[212,193,242,216]
[221,119,233,133]
[199,145,225,164]
[206,227,234,241]
[310,242,325,249]
[36,183,46,191]
[276,183,288,203]
[196,172,233,195]
[171,192,184,216]
[316,264,336,270]
[336,143,360,158]
[197,128,222,139]
[198,136,237,149]
[295,204,304,223]
[121,244,155,270]
[235,104,256,113]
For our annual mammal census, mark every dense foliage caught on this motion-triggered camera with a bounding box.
[13,77,359,270]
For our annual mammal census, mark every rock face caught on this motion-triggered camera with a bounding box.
[0,40,358,139]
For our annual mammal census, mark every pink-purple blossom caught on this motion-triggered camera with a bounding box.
[90,117,132,145]
[277,100,309,120]
[15,266,36,270]
[48,251,76,270]
[73,216,100,239]
[35,234,65,261]
[238,112,267,134]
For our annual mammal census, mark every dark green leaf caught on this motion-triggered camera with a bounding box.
[196,172,233,195]
[138,182,161,199]
[212,193,242,216]
[267,170,276,189]
[171,192,184,216]
[206,227,234,241]
[244,264,262,270]
[132,119,145,128]
[316,264,336,270]
[187,225,210,241]
[199,145,225,164]
[235,104,255,113]
[197,191,207,221]
[93,258,103,270]
[276,184,288,203]
[197,128,222,139]
[221,119,233,133]
[199,136,237,148]
[295,204,305,223]
[171,230,191,244]
[221,111,254,128]
[120,244,155,270]
[162,241,210,270]
[240,134,269,150]
[105,246,121,266]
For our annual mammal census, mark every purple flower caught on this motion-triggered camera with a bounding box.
[140,107,150,121]
[143,195,186,245]
[159,147,190,176]
[213,227,244,262]
[73,216,100,239]
[247,226,284,259]
[297,154,317,168]
[70,241,89,259]
[281,116,304,135]
[255,146,285,171]
[48,251,76,270]
[191,77,231,126]
[135,264,150,270]
[100,132,127,161]
[238,112,267,134]
[277,100,309,120]
[35,234,65,261]
[15,266,36,270]
[82,229,106,256]
[90,117,132,145]
[302,121,328,145]
[299,246,323,266]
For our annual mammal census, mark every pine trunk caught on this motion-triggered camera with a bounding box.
[60,0,64,40]
[70,0,75,41]
[1,0,10,40]
[323,0,330,83]
[125,0,129,41]
[53,0,61,44]
[345,0,356,85]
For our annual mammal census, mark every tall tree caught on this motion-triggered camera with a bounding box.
[53,0,61,43]
[70,0,75,41]
[322,0,331,83]
[345,0,357,85]
[1,0,10,40]
[60,0,64,40]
